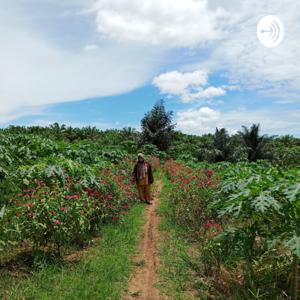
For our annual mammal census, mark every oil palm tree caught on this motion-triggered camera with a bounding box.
[140,100,175,151]
[213,128,232,162]
[238,124,270,162]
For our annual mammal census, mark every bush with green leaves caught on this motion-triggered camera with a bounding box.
[211,162,299,258]
[209,162,299,298]
[164,159,299,298]
[164,160,218,233]
[0,157,139,259]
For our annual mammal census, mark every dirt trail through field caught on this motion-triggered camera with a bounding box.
[122,179,167,300]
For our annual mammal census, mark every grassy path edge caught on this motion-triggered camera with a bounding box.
[157,172,200,300]
[1,203,146,300]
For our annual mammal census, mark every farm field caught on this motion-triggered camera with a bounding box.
[2,1,300,299]
[161,160,299,299]
[0,124,299,300]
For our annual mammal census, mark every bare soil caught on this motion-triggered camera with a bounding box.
[123,180,167,300]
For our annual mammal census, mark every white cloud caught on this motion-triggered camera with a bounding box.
[0,107,45,125]
[176,107,300,136]
[153,70,207,94]
[0,1,165,124]
[93,0,228,47]
[1,0,300,129]
[177,107,221,134]
[83,44,99,52]
[153,69,227,103]
[96,0,300,102]
[181,86,226,103]
[198,1,300,102]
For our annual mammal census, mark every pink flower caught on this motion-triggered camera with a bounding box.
[23,189,36,193]
[53,220,62,225]
[60,207,67,212]
[205,169,213,178]
[204,221,212,229]
[64,194,80,199]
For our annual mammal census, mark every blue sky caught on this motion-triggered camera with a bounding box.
[1,1,300,136]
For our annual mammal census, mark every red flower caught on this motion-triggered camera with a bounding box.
[204,221,212,229]
[122,204,130,210]
[205,169,213,178]
[65,194,80,199]
[53,220,62,225]
[23,189,36,193]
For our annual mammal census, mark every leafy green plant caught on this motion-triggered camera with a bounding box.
[140,100,176,151]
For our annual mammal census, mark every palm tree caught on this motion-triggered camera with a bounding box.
[238,124,269,162]
[213,128,232,162]
[140,100,176,151]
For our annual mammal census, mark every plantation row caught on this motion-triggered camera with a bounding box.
[0,123,299,299]
[1,159,139,257]
[0,133,153,263]
[2,121,300,168]
[164,160,299,299]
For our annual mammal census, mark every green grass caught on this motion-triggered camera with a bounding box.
[157,173,202,300]
[0,203,146,300]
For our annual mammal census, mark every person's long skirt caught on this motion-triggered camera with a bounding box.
[137,183,151,202]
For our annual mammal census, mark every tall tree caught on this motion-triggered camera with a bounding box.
[238,124,270,162]
[213,127,232,162]
[140,100,175,151]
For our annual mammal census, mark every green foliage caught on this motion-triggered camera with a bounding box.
[164,160,218,233]
[140,100,176,151]
[238,124,272,162]
[212,162,299,257]
[212,128,232,162]
[163,159,299,298]
[139,143,168,161]
[1,122,299,166]
[0,129,140,260]
[0,203,145,300]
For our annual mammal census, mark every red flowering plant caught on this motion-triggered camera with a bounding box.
[203,219,223,240]
[147,156,160,170]
[17,188,92,252]
[164,160,219,236]
[1,157,139,257]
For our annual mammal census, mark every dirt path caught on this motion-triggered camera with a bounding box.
[123,179,166,300]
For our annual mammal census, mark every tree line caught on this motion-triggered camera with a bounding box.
[1,100,299,166]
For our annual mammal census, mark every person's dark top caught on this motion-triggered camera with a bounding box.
[132,161,154,184]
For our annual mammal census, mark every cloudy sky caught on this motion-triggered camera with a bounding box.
[1,0,300,136]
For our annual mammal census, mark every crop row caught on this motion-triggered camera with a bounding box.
[0,158,138,260]
[164,160,299,298]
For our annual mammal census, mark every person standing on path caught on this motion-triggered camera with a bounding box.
[132,153,154,205]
